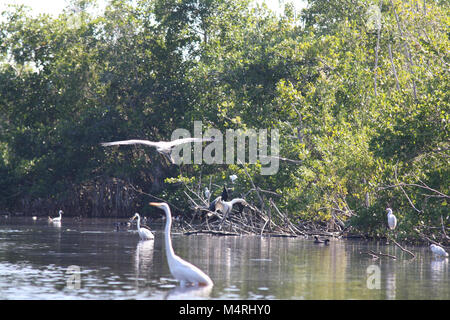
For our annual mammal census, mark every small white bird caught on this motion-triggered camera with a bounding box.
[430,244,449,257]
[229,174,238,183]
[48,210,63,223]
[131,213,154,241]
[204,187,210,200]
[386,208,397,230]
[149,202,213,287]
[101,138,214,164]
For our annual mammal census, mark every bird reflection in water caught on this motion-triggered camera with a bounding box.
[164,283,213,300]
[134,240,154,278]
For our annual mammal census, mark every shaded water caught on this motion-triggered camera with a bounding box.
[0,216,448,299]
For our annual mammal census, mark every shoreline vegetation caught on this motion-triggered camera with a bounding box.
[2,177,448,251]
[0,0,448,249]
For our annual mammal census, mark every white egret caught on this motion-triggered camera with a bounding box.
[386,208,397,230]
[101,137,213,164]
[229,174,237,183]
[430,244,449,257]
[131,213,154,241]
[204,187,210,200]
[48,210,63,223]
[149,202,213,287]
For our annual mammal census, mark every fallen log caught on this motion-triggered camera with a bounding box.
[183,229,240,236]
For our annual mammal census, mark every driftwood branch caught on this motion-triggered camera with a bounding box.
[126,182,183,212]
[378,182,449,199]
[184,230,240,236]
[393,166,422,213]
[361,250,396,260]
[441,215,450,240]
[373,0,383,97]
[388,235,416,258]
[238,159,265,212]
[414,228,449,247]
[390,0,418,101]
[360,251,380,260]
[370,250,397,259]
[388,43,401,90]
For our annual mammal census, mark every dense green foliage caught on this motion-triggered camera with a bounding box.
[0,0,448,240]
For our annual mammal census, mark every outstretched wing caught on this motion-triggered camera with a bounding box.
[167,137,214,148]
[235,202,245,213]
[101,139,160,148]
[209,196,221,211]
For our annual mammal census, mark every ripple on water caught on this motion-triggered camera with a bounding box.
[0,262,80,299]
[159,284,177,289]
[224,285,240,292]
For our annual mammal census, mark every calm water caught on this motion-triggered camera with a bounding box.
[0,216,448,300]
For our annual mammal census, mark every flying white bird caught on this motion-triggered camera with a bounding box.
[101,137,214,164]
[48,210,63,223]
[386,208,397,230]
[131,213,154,241]
[430,244,449,257]
[149,202,213,287]
[229,174,238,183]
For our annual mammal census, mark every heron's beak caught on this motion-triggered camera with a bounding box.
[149,202,161,207]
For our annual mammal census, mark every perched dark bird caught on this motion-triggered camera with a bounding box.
[209,186,229,211]
[114,221,132,231]
[314,236,330,245]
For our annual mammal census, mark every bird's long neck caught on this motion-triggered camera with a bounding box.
[163,206,176,259]
[136,215,141,230]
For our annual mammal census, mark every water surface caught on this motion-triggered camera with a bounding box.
[0,217,448,299]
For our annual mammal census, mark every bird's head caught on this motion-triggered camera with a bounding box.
[386,208,392,215]
[131,213,139,220]
[149,202,170,212]
[59,210,64,215]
